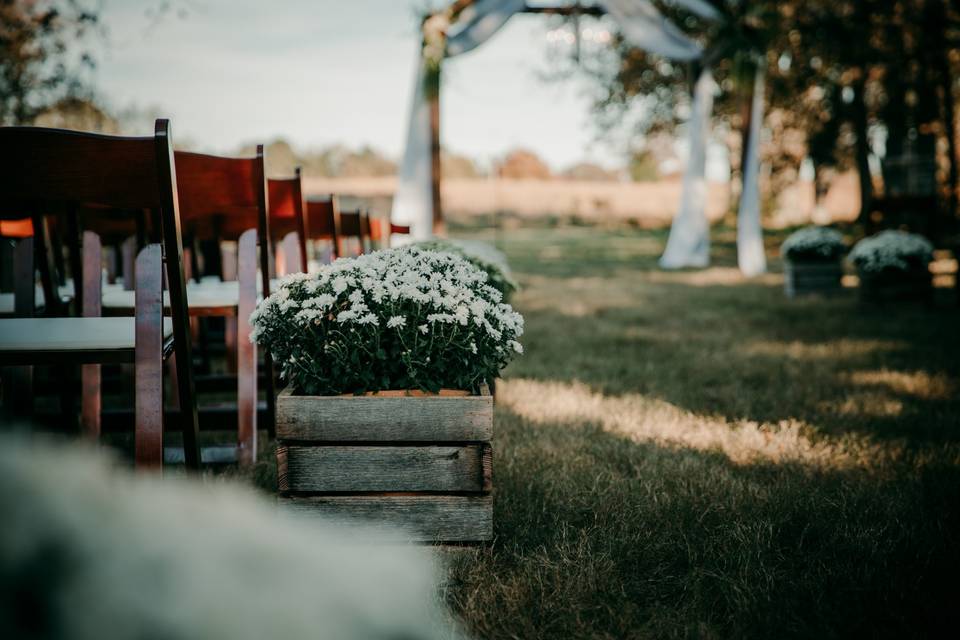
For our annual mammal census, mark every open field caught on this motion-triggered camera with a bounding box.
[436,225,959,638]
[303,175,861,227]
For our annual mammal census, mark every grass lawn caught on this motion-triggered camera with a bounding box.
[438,224,960,638]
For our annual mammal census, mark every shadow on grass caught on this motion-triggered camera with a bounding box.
[512,298,960,446]
[488,226,960,447]
[448,407,960,639]
[444,224,960,638]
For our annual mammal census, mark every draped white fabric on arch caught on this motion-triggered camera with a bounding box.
[391,0,765,275]
[737,63,767,276]
[659,67,715,269]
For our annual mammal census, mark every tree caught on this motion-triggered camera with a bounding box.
[496,148,552,179]
[559,0,960,228]
[0,0,101,125]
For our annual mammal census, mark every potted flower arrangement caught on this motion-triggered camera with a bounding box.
[848,230,934,303]
[414,238,518,301]
[250,245,524,542]
[779,226,847,297]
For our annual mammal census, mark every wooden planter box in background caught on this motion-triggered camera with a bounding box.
[858,268,932,304]
[784,259,843,297]
[276,386,493,543]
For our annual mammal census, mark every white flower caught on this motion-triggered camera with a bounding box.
[248,244,524,395]
[357,313,379,326]
[849,230,934,274]
[781,226,847,262]
[336,309,358,323]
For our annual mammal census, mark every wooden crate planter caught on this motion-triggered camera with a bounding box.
[276,386,493,543]
[784,260,843,297]
[857,268,932,304]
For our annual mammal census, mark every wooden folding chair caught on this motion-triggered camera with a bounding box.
[268,167,308,276]
[0,121,200,470]
[305,196,340,266]
[98,147,275,463]
[337,209,368,257]
[368,217,411,250]
[0,217,78,317]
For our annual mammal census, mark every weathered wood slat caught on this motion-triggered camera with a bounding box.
[276,389,493,442]
[279,494,493,542]
[277,444,491,493]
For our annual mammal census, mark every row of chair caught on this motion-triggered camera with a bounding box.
[0,120,406,472]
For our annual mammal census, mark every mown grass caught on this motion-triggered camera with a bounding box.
[441,225,960,639]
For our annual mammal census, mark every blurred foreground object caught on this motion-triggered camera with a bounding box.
[0,436,463,640]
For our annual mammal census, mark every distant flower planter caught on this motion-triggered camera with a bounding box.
[856,268,932,304]
[250,246,523,542]
[784,260,844,297]
[780,226,846,297]
[849,230,934,304]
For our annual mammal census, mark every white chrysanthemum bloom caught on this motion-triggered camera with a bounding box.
[412,239,518,300]
[849,230,934,274]
[781,226,847,262]
[250,245,523,395]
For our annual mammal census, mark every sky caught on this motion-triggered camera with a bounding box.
[90,0,623,172]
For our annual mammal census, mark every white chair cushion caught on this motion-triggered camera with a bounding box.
[0,317,172,352]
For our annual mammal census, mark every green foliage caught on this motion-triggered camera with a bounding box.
[250,246,523,395]
[627,149,659,182]
[0,1,101,125]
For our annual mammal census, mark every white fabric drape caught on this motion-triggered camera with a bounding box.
[391,0,524,240]
[392,0,765,274]
[446,0,525,57]
[597,0,702,60]
[736,64,767,276]
[671,0,723,21]
[392,58,433,241]
[659,68,715,269]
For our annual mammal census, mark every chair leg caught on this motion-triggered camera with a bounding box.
[224,317,239,375]
[281,231,300,276]
[121,235,137,291]
[3,238,35,417]
[134,244,164,470]
[166,353,180,411]
[236,229,258,465]
[222,241,239,373]
[81,232,102,440]
[264,352,276,438]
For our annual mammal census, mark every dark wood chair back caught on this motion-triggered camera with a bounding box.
[174,148,271,291]
[337,209,367,256]
[0,119,201,468]
[305,196,339,262]
[368,218,411,249]
[267,168,308,273]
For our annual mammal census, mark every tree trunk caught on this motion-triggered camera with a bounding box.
[852,75,874,225]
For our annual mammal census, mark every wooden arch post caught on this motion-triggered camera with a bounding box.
[428,47,444,236]
[424,1,604,236]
